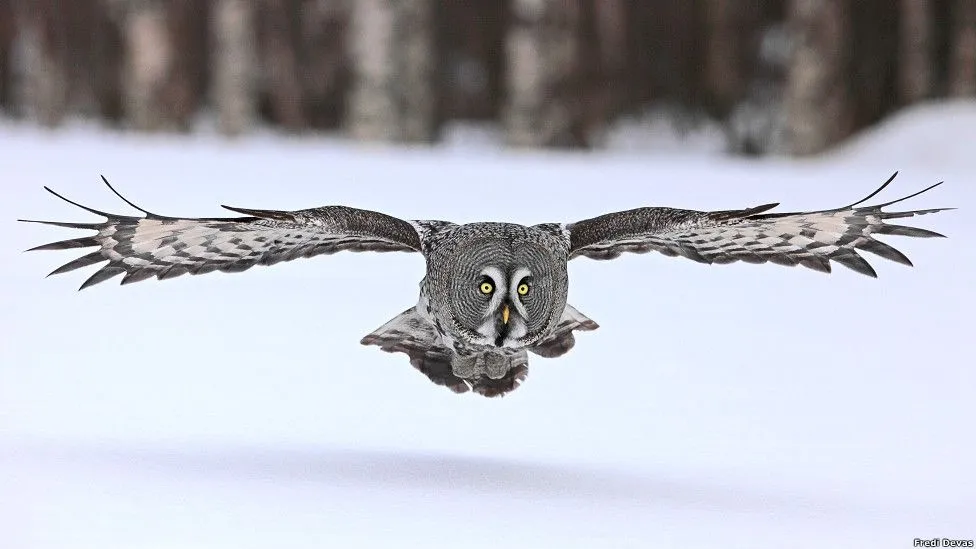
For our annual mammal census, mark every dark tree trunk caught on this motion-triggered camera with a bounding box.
[504,0,582,147]
[785,0,853,155]
[437,0,506,121]
[703,0,756,117]
[847,0,898,129]
[61,0,99,116]
[575,0,627,144]
[258,0,305,131]
[0,0,15,113]
[93,2,124,122]
[299,0,349,130]
[949,0,976,96]
[899,0,933,103]
[20,0,69,126]
[160,0,207,131]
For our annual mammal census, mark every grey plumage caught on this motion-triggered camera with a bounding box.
[21,174,950,396]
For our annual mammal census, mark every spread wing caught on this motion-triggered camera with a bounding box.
[20,177,428,289]
[557,173,951,278]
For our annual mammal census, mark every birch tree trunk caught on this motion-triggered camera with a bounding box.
[212,0,257,135]
[899,0,932,103]
[121,0,173,131]
[348,0,435,142]
[949,0,976,97]
[19,0,69,126]
[504,0,581,147]
[784,0,852,156]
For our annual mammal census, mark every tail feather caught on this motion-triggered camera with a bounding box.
[529,304,599,358]
[361,307,529,397]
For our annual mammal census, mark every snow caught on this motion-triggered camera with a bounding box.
[1,103,975,549]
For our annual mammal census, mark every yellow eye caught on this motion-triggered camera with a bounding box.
[517,283,530,296]
[479,282,494,294]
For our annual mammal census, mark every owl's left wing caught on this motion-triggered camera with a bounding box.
[546,174,951,277]
[21,178,430,289]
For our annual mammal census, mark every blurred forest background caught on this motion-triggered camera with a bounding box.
[0,0,974,155]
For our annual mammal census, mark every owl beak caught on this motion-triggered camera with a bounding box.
[502,303,510,325]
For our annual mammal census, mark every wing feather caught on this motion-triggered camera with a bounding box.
[563,174,951,277]
[21,178,430,289]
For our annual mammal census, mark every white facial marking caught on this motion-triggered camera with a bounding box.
[479,266,508,320]
[509,267,532,318]
[480,266,506,287]
[477,318,497,340]
[511,267,532,284]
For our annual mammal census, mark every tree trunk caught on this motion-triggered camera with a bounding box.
[19,0,69,126]
[121,0,173,131]
[577,0,627,145]
[438,0,506,121]
[784,0,853,156]
[703,0,750,117]
[949,0,976,96]
[504,0,582,147]
[348,0,435,142]
[0,0,17,113]
[212,0,257,135]
[899,0,933,103]
[299,0,349,130]
[258,0,305,131]
[160,0,205,131]
[93,1,124,122]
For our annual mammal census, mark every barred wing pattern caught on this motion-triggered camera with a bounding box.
[562,174,950,277]
[20,179,423,290]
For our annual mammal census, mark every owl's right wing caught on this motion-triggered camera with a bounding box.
[21,178,443,289]
[547,174,950,277]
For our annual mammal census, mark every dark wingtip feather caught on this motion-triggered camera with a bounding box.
[712,203,779,221]
[880,207,955,221]
[799,257,832,274]
[26,236,99,251]
[742,203,780,216]
[78,265,125,290]
[855,172,898,207]
[854,239,913,266]
[221,205,294,221]
[101,175,159,217]
[833,253,878,278]
[42,186,114,218]
[120,269,157,285]
[18,219,100,230]
[48,251,107,276]
[834,172,899,211]
[870,180,945,210]
[876,224,946,238]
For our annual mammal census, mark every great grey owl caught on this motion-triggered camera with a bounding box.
[21,174,949,397]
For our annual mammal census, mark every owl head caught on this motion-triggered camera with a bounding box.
[428,225,568,350]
